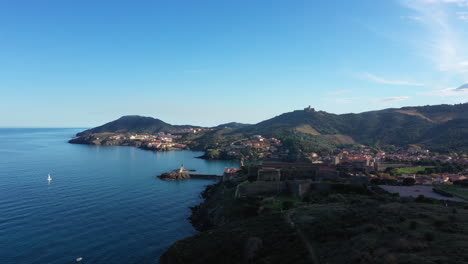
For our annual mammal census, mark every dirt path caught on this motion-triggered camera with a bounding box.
[284,209,319,264]
[379,185,467,203]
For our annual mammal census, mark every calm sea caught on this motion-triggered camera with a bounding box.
[0,128,238,264]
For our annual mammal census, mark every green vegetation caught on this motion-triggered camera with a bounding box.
[162,178,468,264]
[73,103,468,154]
[422,118,468,153]
[161,213,310,264]
[385,162,468,176]
[435,185,468,200]
[395,166,434,174]
[296,198,468,264]
[279,131,337,161]
[77,115,189,136]
[182,128,244,151]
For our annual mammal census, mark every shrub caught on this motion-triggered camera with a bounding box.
[402,178,416,186]
[415,195,426,202]
[453,179,468,187]
[282,200,294,210]
[370,178,381,185]
[432,188,454,197]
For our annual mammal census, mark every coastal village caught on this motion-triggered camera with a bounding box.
[160,144,468,263]
[66,109,468,263]
[152,134,468,203]
[78,129,468,191]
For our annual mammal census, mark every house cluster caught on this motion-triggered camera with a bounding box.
[310,145,467,169]
[141,133,187,150]
[223,135,284,159]
[108,132,187,151]
[223,167,242,181]
[381,148,468,164]
[270,145,468,186]
[175,127,214,134]
[108,134,126,140]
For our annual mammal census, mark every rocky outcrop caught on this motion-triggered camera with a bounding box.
[157,171,191,181]
[69,135,142,147]
[68,135,101,145]
[189,183,229,231]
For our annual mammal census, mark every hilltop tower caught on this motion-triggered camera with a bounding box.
[304,105,315,112]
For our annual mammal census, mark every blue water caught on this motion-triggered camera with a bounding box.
[0,128,238,264]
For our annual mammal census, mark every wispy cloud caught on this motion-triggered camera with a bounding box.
[400,0,468,73]
[363,73,424,86]
[375,96,410,102]
[423,83,468,96]
[417,0,468,6]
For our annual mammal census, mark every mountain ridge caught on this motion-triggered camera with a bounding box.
[73,103,468,153]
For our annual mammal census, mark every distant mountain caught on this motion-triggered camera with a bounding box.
[235,103,468,151]
[386,103,468,123]
[214,122,250,129]
[77,115,179,136]
[74,103,468,153]
[238,108,434,146]
[421,118,468,153]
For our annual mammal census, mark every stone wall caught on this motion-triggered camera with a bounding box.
[235,181,288,198]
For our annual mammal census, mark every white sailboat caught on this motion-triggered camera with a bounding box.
[47,173,52,182]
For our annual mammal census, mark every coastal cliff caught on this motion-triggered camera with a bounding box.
[160,181,310,264]
[160,178,468,264]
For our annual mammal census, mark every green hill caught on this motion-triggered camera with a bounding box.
[73,103,468,153]
[237,108,435,147]
[77,115,183,136]
[420,118,468,153]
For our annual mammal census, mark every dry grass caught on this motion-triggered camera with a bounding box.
[295,124,321,135]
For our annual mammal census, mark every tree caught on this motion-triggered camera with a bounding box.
[402,178,415,186]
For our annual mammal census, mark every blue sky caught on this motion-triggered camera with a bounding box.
[1,0,468,127]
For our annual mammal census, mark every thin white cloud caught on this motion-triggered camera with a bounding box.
[418,0,468,6]
[363,73,424,86]
[423,84,468,96]
[376,96,410,102]
[400,0,468,73]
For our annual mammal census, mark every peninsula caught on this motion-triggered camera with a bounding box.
[70,103,468,162]
[68,103,468,263]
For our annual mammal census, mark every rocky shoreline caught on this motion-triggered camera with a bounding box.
[157,171,191,181]
[158,179,310,264]
[160,178,468,264]
[69,136,243,161]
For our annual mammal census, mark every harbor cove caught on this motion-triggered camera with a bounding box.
[0,128,238,264]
